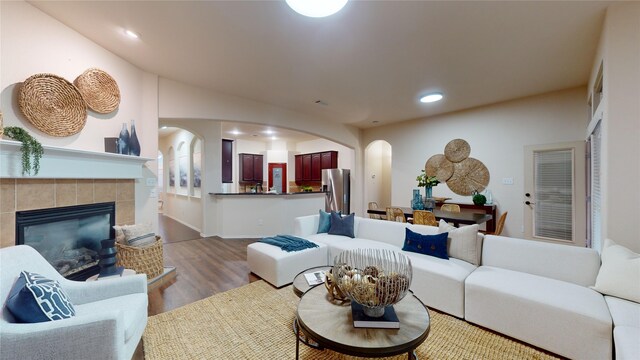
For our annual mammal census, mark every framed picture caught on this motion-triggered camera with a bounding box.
[179,156,188,187]
[193,152,201,188]
[169,159,175,187]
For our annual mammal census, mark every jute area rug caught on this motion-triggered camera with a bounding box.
[143,280,560,359]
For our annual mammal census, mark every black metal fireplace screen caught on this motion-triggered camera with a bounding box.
[16,202,116,281]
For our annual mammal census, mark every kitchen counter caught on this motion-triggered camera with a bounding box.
[209,191,325,238]
[210,191,325,196]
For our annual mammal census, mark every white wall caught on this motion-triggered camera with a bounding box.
[590,3,640,252]
[0,1,159,230]
[364,140,392,209]
[363,87,587,237]
[159,129,202,231]
[157,78,364,216]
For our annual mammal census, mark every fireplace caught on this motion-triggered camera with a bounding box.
[15,202,116,280]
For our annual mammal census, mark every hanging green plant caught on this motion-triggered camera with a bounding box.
[3,126,43,176]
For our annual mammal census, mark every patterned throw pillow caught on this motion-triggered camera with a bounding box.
[403,228,449,260]
[6,271,76,323]
[127,233,157,247]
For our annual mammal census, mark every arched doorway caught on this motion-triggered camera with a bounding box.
[364,140,392,211]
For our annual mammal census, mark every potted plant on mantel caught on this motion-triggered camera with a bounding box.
[2,126,44,176]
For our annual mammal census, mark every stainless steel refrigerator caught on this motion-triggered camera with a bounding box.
[322,169,350,214]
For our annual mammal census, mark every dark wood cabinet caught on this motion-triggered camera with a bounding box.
[311,153,322,180]
[239,153,263,183]
[295,155,303,182]
[295,150,339,183]
[222,139,233,183]
[302,154,312,181]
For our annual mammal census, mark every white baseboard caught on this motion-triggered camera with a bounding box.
[161,213,201,233]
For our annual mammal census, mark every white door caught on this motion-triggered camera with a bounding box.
[524,142,586,246]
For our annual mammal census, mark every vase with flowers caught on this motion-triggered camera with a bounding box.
[416,170,440,210]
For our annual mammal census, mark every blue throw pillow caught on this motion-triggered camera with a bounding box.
[317,209,340,233]
[328,211,355,238]
[402,228,449,260]
[6,271,76,323]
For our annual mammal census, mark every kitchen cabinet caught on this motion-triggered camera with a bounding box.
[295,151,338,183]
[222,139,233,183]
[239,153,263,183]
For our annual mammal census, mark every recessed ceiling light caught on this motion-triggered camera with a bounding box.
[160,126,168,129]
[420,93,444,103]
[286,0,348,18]
[264,129,274,135]
[271,136,277,140]
[125,29,139,39]
[230,130,241,135]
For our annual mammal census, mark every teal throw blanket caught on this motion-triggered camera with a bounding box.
[259,235,318,252]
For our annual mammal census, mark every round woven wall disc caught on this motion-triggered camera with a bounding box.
[74,68,120,114]
[446,157,490,196]
[425,154,454,182]
[18,73,87,137]
[444,139,471,163]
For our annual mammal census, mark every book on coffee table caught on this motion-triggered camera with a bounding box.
[303,271,326,286]
[351,302,400,329]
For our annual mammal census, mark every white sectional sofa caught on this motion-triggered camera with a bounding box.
[246,214,639,359]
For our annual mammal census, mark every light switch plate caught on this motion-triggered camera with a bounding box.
[502,177,514,185]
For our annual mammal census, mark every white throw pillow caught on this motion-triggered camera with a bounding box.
[592,238,640,303]
[114,223,153,243]
[438,219,480,265]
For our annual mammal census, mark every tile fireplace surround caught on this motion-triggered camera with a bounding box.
[0,178,135,248]
[0,139,153,248]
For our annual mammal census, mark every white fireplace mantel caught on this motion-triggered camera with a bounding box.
[0,139,153,179]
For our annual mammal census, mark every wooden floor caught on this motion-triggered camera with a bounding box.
[134,215,261,359]
[150,214,261,315]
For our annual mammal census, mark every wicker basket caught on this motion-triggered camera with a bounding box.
[116,236,164,279]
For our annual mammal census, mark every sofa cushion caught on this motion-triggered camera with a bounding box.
[592,238,640,303]
[404,251,476,318]
[605,295,640,327]
[317,210,334,233]
[465,266,612,359]
[328,212,355,238]
[402,229,448,259]
[614,326,640,360]
[438,220,481,265]
[308,234,399,262]
[6,271,76,323]
[481,235,601,287]
[356,217,410,248]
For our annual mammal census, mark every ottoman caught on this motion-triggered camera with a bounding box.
[247,242,328,287]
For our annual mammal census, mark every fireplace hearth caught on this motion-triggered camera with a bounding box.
[16,202,116,280]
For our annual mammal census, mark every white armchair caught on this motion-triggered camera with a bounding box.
[1,245,148,360]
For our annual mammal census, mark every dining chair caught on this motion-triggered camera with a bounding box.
[440,204,461,213]
[412,210,438,226]
[368,202,387,220]
[386,207,407,223]
[487,211,508,235]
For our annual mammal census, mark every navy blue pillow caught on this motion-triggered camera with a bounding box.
[317,209,340,233]
[402,229,449,260]
[328,211,355,238]
[6,271,76,323]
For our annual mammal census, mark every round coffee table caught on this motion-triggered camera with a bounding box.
[292,265,332,298]
[296,285,430,359]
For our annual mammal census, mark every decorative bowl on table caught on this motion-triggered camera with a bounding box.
[333,249,412,317]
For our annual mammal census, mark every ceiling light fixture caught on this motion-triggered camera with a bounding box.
[271,136,277,141]
[264,129,274,135]
[420,93,444,103]
[230,130,241,135]
[124,29,139,39]
[160,126,168,129]
[286,0,348,18]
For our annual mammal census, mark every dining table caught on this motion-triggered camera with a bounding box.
[367,207,493,228]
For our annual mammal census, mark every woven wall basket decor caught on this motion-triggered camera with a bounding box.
[425,154,454,182]
[18,73,87,137]
[446,157,490,196]
[74,68,121,114]
[444,138,471,163]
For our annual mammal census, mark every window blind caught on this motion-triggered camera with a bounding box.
[534,149,573,241]
[591,123,602,252]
